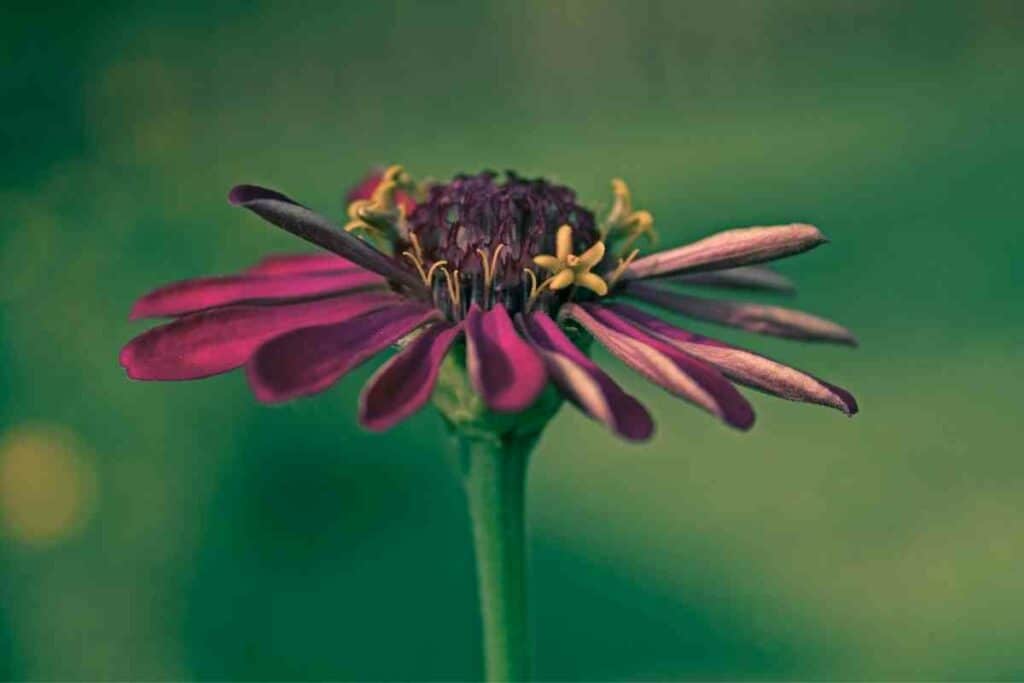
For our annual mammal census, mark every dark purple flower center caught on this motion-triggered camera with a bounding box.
[402,171,600,318]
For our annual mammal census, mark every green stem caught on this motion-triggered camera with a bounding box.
[458,433,533,682]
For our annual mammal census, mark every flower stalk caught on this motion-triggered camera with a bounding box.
[457,431,534,682]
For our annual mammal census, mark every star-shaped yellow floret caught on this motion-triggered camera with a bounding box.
[533,224,608,296]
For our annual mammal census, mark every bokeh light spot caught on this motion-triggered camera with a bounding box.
[0,424,97,547]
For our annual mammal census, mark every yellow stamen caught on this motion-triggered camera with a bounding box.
[439,267,461,310]
[425,260,449,284]
[489,244,505,282]
[606,248,640,288]
[401,251,428,284]
[523,268,538,300]
[476,248,493,289]
[409,232,424,262]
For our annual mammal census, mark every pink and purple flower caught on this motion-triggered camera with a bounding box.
[121,167,857,441]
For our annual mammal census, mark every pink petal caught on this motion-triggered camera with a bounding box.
[246,253,358,276]
[606,303,858,415]
[246,303,440,403]
[669,265,795,293]
[129,270,385,319]
[359,322,463,431]
[625,223,827,280]
[563,304,754,430]
[464,303,547,413]
[228,184,424,292]
[625,282,858,346]
[120,292,399,381]
[520,312,653,441]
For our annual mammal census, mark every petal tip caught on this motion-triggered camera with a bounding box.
[229,184,292,206]
[728,405,756,431]
[228,184,258,205]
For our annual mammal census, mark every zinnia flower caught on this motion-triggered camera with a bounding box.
[120,166,858,440]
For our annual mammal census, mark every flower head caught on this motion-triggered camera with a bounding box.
[121,167,858,441]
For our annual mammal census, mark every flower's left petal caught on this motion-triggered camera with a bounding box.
[465,303,547,412]
[246,302,439,403]
[130,270,385,319]
[625,282,858,346]
[625,223,826,280]
[228,184,424,292]
[669,265,796,293]
[533,255,561,271]
[359,322,463,431]
[246,253,358,276]
[120,292,399,380]
[520,312,653,441]
[563,304,755,430]
[606,302,858,415]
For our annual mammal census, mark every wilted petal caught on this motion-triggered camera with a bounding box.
[120,292,399,381]
[228,184,424,292]
[246,253,358,276]
[130,270,385,319]
[359,322,463,431]
[247,303,440,403]
[625,223,827,280]
[465,303,547,412]
[563,304,754,430]
[669,265,795,293]
[606,303,858,415]
[520,312,653,441]
[625,281,858,346]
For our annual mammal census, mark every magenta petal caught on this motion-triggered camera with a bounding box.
[247,303,440,403]
[246,253,358,276]
[669,266,795,293]
[464,303,547,413]
[359,322,463,431]
[129,270,385,319]
[228,184,424,292]
[563,304,755,430]
[119,292,399,381]
[625,223,827,280]
[520,312,653,441]
[625,281,858,346]
[606,303,858,415]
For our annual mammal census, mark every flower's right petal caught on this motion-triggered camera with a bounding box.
[247,303,440,403]
[359,322,463,431]
[120,292,399,380]
[625,223,827,280]
[521,312,653,441]
[625,281,858,346]
[606,303,858,415]
[130,270,385,319]
[228,184,424,292]
[465,303,547,412]
[563,304,754,430]
[246,253,359,276]
[669,265,796,293]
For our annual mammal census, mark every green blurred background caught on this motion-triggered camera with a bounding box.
[2,0,1023,679]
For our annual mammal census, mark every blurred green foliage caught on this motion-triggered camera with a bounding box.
[1,0,1023,679]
